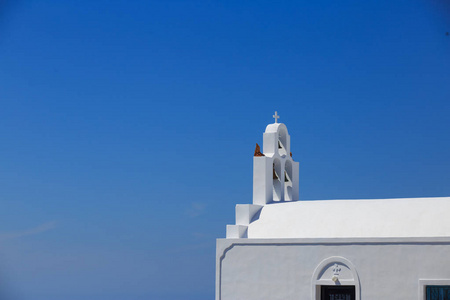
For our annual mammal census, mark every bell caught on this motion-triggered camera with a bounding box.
[278,141,282,149]
[254,143,265,157]
[285,172,289,182]
[273,168,278,180]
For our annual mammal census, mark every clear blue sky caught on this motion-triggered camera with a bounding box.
[0,1,449,299]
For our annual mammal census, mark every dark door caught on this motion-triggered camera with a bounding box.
[321,285,355,300]
[426,286,450,300]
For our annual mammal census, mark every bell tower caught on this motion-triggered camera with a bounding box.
[253,112,299,205]
[226,112,300,238]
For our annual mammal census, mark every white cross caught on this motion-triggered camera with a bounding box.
[273,111,280,123]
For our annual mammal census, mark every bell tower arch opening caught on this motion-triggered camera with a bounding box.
[278,128,288,157]
[273,158,282,201]
[284,160,293,201]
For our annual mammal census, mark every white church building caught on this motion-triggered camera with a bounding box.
[216,113,450,300]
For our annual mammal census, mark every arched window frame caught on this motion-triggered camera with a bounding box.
[311,256,361,300]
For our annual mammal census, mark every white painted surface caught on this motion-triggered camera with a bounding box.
[252,157,273,205]
[252,122,299,205]
[216,238,450,300]
[225,225,247,239]
[248,197,450,238]
[235,204,262,226]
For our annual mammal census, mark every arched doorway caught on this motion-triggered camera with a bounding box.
[311,257,360,300]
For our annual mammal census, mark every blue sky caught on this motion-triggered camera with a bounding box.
[0,1,449,299]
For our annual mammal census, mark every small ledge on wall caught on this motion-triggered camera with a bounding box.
[226,204,263,239]
[226,225,247,238]
[235,204,263,226]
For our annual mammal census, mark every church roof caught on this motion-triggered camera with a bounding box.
[247,197,450,239]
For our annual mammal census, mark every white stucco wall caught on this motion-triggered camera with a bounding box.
[247,197,450,238]
[216,237,450,300]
